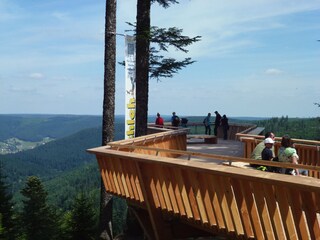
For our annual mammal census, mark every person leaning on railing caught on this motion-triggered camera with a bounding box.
[155,112,164,128]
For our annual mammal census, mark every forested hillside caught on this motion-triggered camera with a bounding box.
[0,114,102,141]
[0,115,125,210]
[2,127,101,193]
[251,116,320,140]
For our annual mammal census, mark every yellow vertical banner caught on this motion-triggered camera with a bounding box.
[125,35,136,139]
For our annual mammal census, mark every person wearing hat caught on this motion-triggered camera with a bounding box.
[250,132,275,167]
[213,111,221,136]
[257,137,275,171]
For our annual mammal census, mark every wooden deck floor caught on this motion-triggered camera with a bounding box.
[187,138,244,157]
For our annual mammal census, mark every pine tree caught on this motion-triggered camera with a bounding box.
[20,176,59,240]
[135,0,201,136]
[0,163,15,240]
[67,193,97,240]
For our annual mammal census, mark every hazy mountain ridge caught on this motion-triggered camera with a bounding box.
[0,114,102,141]
[1,127,101,193]
[0,115,125,207]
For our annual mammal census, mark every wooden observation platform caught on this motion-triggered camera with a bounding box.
[88,124,320,240]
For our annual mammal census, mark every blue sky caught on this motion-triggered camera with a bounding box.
[0,0,319,118]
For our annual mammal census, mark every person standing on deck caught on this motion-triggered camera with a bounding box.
[214,111,221,136]
[155,113,164,127]
[171,112,180,127]
[221,114,229,140]
[203,113,212,135]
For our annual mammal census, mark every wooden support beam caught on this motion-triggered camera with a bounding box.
[135,162,173,240]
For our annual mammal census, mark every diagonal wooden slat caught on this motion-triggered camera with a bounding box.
[126,160,141,201]
[212,175,235,233]
[198,172,218,227]
[275,185,298,239]
[109,158,124,196]
[157,165,173,213]
[163,166,180,214]
[120,158,135,199]
[224,177,244,236]
[207,174,226,231]
[301,191,320,239]
[263,184,286,239]
[252,181,275,239]
[104,157,117,194]
[181,169,201,221]
[288,188,310,239]
[230,178,254,238]
[240,180,265,240]
[187,170,209,224]
[170,168,187,216]
[97,156,111,192]
[175,168,193,219]
[117,157,130,198]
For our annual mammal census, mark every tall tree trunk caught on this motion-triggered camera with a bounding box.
[100,0,116,239]
[122,1,151,237]
[135,0,151,137]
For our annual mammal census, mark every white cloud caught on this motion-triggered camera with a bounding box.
[51,11,69,21]
[265,68,283,75]
[29,72,44,79]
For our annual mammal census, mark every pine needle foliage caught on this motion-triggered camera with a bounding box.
[20,176,59,240]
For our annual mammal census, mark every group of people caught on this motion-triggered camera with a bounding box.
[250,132,308,176]
[154,112,185,128]
[203,111,229,139]
[155,111,229,139]
[155,111,230,139]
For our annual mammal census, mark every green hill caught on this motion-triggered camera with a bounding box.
[0,114,102,141]
[0,116,125,210]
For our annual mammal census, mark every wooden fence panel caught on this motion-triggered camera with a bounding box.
[89,130,320,240]
[92,150,320,239]
[239,135,320,179]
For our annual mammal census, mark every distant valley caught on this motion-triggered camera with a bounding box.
[0,137,53,154]
[0,114,124,210]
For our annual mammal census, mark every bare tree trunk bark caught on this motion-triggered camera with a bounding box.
[135,0,151,137]
[100,0,117,239]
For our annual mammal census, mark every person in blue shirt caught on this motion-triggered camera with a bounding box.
[203,113,211,135]
[171,112,180,127]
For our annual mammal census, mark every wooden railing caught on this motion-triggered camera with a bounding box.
[148,123,255,141]
[237,134,320,179]
[88,130,320,240]
[109,129,188,158]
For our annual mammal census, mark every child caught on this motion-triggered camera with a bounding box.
[257,137,274,171]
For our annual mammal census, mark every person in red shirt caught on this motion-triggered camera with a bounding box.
[155,113,164,127]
